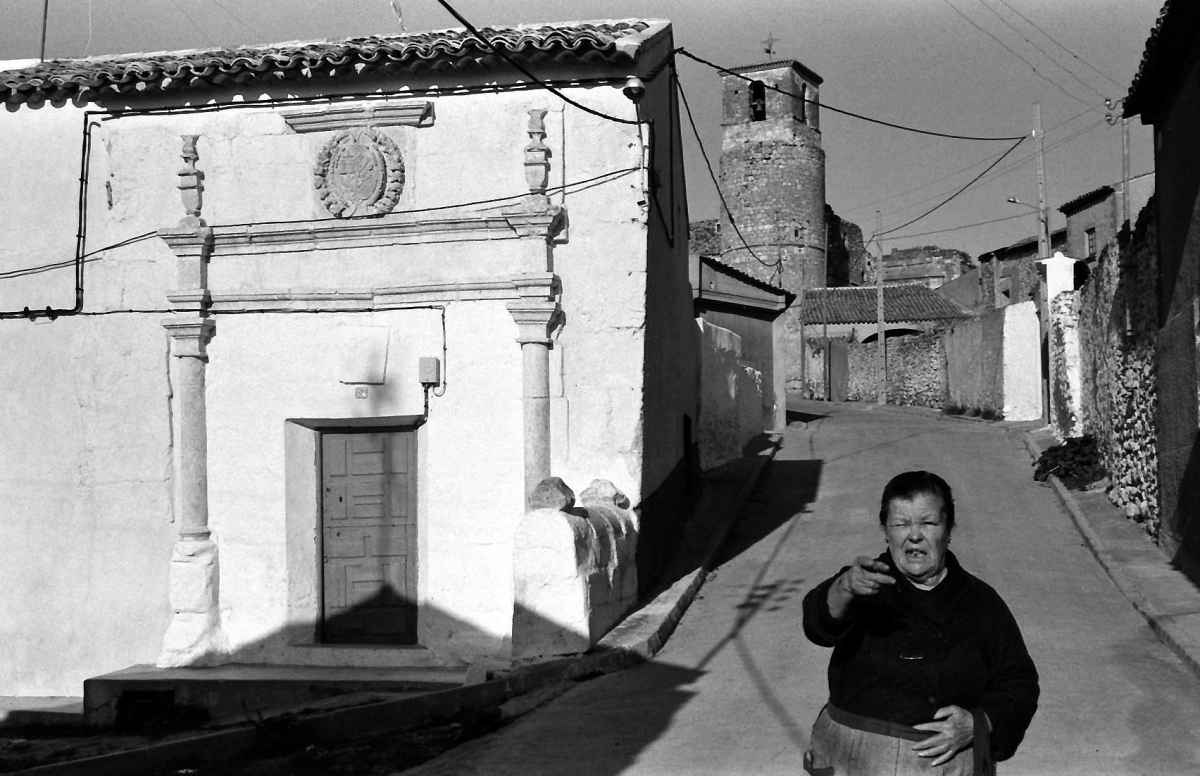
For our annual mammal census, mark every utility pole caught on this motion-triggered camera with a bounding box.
[1106,98,1131,230]
[1034,102,1051,425]
[822,218,830,401]
[1034,104,1050,260]
[39,0,50,62]
[876,210,886,405]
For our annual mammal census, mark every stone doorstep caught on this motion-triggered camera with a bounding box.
[82,663,469,728]
[1024,431,1200,685]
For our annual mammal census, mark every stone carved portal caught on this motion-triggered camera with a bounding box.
[314,128,405,218]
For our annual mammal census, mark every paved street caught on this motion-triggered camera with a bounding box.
[405,402,1200,776]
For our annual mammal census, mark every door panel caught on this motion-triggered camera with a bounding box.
[321,431,417,644]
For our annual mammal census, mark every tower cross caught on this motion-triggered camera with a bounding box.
[763,33,778,56]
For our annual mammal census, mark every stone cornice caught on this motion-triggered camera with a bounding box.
[178,211,560,258]
[207,278,529,311]
[281,101,434,133]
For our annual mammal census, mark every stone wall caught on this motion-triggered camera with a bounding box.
[512,478,637,664]
[943,308,1010,415]
[1077,206,1159,530]
[847,332,946,408]
[1048,292,1083,438]
[696,319,764,470]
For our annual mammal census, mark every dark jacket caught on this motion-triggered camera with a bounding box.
[802,550,1039,762]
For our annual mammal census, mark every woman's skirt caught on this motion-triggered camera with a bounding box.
[804,704,978,776]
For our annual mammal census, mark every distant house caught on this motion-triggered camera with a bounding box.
[799,283,971,342]
[0,20,696,696]
[1058,172,1155,260]
[692,255,793,433]
[1124,0,1200,583]
[876,246,971,290]
[976,228,1067,306]
[798,284,971,405]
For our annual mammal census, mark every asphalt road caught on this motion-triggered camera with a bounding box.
[402,402,1200,776]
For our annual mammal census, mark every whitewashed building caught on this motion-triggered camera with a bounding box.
[0,19,697,695]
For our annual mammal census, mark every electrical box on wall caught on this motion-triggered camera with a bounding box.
[418,357,442,387]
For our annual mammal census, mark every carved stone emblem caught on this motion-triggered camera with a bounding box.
[314,128,405,218]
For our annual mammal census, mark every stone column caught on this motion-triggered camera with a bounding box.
[156,135,228,667]
[507,273,560,504]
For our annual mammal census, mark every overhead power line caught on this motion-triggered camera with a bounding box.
[973,0,1108,102]
[209,0,264,42]
[877,136,1026,237]
[993,0,1123,91]
[882,211,1028,241]
[842,102,1103,216]
[860,113,1105,225]
[432,0,639,126]
[676,48,1026,142]
[937,0,1093,109]
[0,167,639,283]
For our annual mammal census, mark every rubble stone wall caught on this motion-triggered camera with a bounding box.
[846,332,947,408]
[1077,204,1160,533]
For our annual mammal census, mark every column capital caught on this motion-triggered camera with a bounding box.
[162,317,215,359]
[504,205,567,241]
[506,299,560,345]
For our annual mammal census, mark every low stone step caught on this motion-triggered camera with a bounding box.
[83,663,468,728]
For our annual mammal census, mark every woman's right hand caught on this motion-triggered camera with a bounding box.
[827,556,895,618]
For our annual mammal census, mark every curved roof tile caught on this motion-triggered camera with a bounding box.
[1,20,660,106]
[799,284,972,325]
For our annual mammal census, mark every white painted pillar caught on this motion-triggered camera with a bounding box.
[1039,251,1079,305]
[507,273,560,504]
[156,135,228,667]
[1038,251,1083,436]
[158,315,228,667]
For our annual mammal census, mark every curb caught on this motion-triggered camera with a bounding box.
[1023,432,1200,683]
[20,438,782,776]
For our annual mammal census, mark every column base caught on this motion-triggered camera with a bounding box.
[157,540,230,668]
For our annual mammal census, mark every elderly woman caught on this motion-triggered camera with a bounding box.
[802,471,1038,776]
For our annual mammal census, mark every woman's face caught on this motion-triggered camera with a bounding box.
[883,492,951,586]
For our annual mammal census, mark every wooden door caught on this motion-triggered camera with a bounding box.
[321,431,417,644]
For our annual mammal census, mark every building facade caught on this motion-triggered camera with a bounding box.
[1125,0,1200,583]
[0,20,696,695]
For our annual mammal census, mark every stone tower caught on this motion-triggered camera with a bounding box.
[717,60,825,390]
[717,60,826,293]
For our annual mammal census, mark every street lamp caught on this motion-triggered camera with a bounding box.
[1006,196,1050,257]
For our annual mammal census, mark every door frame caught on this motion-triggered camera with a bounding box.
[283,416,424,648]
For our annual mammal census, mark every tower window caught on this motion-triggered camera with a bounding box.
[799,84,808,123]
[749,81,766,121]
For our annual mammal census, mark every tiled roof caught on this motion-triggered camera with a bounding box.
[1058,185,1115,215]
[978,228,1067,262]
[699,256,791,298]
[799,284,971,325]
[0,20,661,106]
[1125,0,1198,117]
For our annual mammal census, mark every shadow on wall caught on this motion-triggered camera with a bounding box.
[1169,437,1200,587]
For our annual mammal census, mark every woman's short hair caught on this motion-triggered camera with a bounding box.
[879,470,955,531]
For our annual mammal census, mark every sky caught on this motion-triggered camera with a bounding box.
[0,0,1166,259]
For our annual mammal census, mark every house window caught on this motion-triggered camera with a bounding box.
[749,81,766,121]
[1085,227,1097,258]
